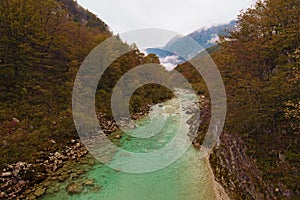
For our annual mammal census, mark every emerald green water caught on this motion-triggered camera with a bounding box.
[40,94,218,200]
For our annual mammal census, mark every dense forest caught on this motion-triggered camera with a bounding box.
[0,0,172,169]
[177,0,299,198]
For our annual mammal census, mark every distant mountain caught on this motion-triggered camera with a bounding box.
[145,20,236,70]
[187,20,236,49]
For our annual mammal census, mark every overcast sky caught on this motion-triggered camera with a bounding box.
[77,0,256,35]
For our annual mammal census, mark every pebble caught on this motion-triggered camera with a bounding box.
[49,140,56,144]
[114,134,121,139]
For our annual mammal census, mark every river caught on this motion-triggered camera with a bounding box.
[40,91,221,200]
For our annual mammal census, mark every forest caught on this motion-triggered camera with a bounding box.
[177,0,299,198]
[0,0,172,169]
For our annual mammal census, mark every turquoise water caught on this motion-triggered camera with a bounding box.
[40,93,218,200]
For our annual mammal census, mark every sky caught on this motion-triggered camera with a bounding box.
[77,0,256,35]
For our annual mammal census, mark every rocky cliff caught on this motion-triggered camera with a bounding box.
[209,132,278,200]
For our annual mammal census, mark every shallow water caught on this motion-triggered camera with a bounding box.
[40,92,218,200]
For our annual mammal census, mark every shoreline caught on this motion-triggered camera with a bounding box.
[0,94,223,199]
[205,155,230,200]
[0,102,157,199]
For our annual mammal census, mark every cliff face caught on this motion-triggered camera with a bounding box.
[209,132,281,200]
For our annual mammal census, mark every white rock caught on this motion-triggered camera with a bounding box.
[50,140,56,144]
[1,172,12,177]
[54,152,61,158]
[114,134,121,139]
[12,117,20,123]
[75,143,81,148]
[0,192,6,198]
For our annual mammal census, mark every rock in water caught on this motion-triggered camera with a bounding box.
[83,179,94,186]
[114,134,121,139]
[66,182,83,194]
[34,187,45,197]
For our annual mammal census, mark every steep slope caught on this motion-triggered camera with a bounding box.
[0,0,171,169]
[57,0,109,31]
[183,0,300,199]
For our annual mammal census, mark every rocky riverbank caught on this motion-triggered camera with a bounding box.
[208,131,294,200]
[185,96,231,200]
[0,104,153,200]
[190,96,296,200]
[190,103,273,199]
[206,157,230,200]
[0,139,91,199]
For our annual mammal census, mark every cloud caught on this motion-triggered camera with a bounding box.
[159,55,181,71]
[78,0,256,35]
[206,34,220,44]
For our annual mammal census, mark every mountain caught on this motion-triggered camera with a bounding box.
[145,20,236,70]
[187,20,236,49]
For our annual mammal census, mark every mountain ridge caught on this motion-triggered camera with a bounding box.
[145,20,236,70]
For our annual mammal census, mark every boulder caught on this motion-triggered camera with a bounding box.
[114,134,121,139]
[91,185,101,193]
[83,179,94,186]
[34,187,45,197]
[76,169,85,175]
[12,117,20,124]
[57,175,67,182]
[0,192,6,198]
[66,182,83,194]
[28,194,36,200]
[1,172,12,177]
[54,152,61,158]
[75,143,81,148]
[49,140,56,144]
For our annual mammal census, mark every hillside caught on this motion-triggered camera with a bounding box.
[0,0,172,171]
[57,0,109,31]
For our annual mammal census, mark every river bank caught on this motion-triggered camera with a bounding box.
[1,92,230,200]
[206,156,230,200]
[0,107,152,200]
[186,104,230,200]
